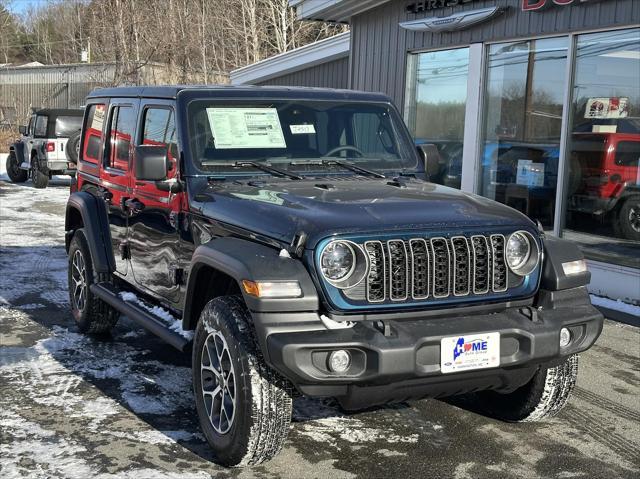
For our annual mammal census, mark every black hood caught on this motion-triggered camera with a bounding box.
[189,177,536,248]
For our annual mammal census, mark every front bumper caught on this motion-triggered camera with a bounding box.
[258,286,603,408]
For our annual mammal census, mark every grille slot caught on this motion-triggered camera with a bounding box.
[430,237,450,298]
[356,233,518,304]
[471,235,490,294]
[451,236,471,296]
[490,234,508,292]
[387,240,409,301]
[409,239,429,299]
[365,241,386,302]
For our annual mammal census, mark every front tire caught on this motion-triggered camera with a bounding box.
[31,157,49,189]
[193,296,292,467]
[68,229,119,334]
[6,152,28,183]
[473,355,579,422]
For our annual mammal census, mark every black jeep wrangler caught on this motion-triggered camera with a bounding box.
[65,86,603,467]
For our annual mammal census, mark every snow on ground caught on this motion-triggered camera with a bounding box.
[591,294,640,316]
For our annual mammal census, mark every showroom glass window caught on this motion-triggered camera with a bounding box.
[479,38,568,230]
[406,47,469,189]
[562,28,640,268]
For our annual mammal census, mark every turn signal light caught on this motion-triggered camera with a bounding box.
[242,280,302,298]
[562,259,587,276]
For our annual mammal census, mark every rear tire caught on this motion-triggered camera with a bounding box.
[473,355,579,422]
[68,229,119,334]
[31,157,49,189]
[617,197,640,241]
[6,151,28,183]
[193,295,292,467]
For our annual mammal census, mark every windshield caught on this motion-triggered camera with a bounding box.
[187,100,417,175]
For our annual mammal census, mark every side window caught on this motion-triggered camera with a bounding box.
[28,115,35,136]
[34,115,48,137]
[615,141,640,168]
[107,106,135,171]
[141,107,178,175]
[82,104,106,164]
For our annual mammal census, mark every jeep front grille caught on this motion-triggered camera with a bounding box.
[361,234,508,303]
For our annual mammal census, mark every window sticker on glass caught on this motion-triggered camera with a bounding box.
[290,124,316,134]
[92,104,105,131]
[206,108,286,149]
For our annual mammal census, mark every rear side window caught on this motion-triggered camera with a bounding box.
[107,106,136,171]
[615,141,640,167]
[55,115,82,137]
[82,104,106,164]
[34,115,48,137]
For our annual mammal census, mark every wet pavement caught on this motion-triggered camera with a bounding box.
[1,177,639,479]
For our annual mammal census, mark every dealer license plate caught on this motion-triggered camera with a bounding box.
[440,332,500,374]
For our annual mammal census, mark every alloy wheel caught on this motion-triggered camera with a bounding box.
[71,249,87,312]
[201,329,237,435]
[629,204,640,233]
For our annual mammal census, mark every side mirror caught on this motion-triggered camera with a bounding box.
[134,145,168,181]
[18,125,27,135]
[416,143,443,182]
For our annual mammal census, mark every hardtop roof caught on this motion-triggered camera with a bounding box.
[86,85,392,103]
[32,108,84,117]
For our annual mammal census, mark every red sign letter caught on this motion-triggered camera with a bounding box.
[522,0,547,10]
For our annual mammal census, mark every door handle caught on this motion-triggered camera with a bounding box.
[124,198,145,214]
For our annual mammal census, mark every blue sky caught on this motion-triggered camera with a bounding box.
[7,0,52,14]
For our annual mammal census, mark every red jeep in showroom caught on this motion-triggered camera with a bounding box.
[569,132,640,240]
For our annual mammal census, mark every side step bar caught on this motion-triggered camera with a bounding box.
[90,283,190,352]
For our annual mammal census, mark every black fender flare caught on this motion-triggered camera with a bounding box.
[9,142,26,165]
[65,192,115,273]
[541,235,590,291]
[183,237,319,325]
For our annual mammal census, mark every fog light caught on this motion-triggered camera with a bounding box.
[328,350,351,373]
[560,327,571,348]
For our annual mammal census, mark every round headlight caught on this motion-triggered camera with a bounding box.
[506,232,530,270]
[505,231,539,276]
[320,241,356,282]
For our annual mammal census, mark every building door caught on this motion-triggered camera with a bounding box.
[478,37,569,230]
[405,47,470,189]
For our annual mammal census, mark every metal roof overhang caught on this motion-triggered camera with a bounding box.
[288,0,391,22]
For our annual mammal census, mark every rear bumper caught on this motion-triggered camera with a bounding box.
[257,286,603,408]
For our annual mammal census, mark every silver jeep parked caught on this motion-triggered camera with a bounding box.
[6,108,83,188]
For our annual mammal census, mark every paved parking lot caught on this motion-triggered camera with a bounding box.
[1,177,639,479]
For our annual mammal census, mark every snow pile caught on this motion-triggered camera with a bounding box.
[119,291,194,340]
[590,294,640,316]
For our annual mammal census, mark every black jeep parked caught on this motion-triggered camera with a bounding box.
[6,108,83,188]
[65,86,603,467]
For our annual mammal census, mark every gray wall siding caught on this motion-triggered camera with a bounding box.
[256,57,349,88]
[350,0,640,108]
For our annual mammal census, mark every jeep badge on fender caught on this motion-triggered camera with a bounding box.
[64,86,604,467]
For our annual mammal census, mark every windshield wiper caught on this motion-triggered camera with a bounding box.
[233,161,303,180]
[289,159,386,179]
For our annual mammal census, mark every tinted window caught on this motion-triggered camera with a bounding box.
[615,141,640,167]
[55,115,82,137]
[107,106,135,171]
[34,115,48,137]
[82,104,106,164]
[142,107,178,161]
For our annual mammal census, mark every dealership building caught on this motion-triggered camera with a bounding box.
[231,0,640,306]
